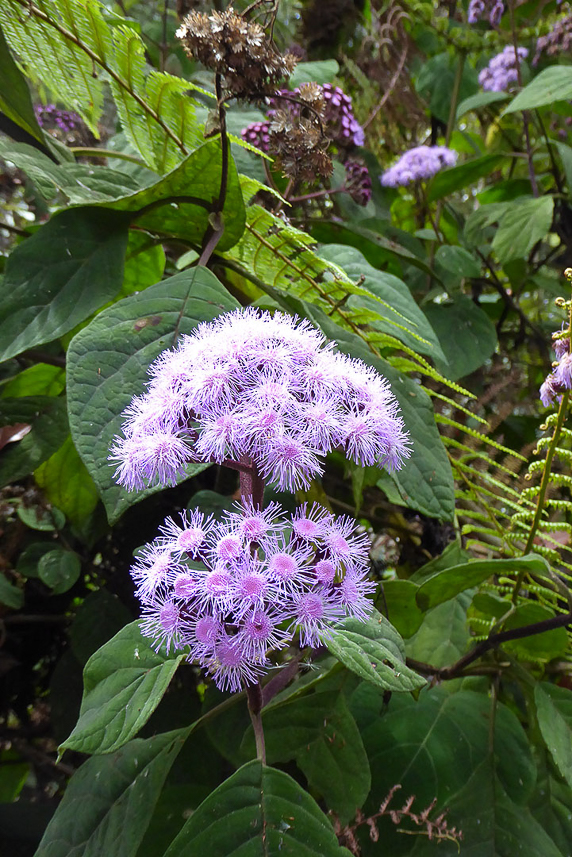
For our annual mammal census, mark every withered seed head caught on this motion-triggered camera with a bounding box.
[176,7,298,98]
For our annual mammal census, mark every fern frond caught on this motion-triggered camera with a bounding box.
[437,414,527,460]
[428,391,487,424]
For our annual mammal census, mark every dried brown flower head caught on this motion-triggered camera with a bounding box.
[267,86,332,182]
[176,7,298,98]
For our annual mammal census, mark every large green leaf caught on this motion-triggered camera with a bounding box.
[415,53,478,124]
[456,90,510,119]
[325,612,426,692]
[415,554,550,611]
[66,267,239,523]
[36,729,189,857]
[34,436,99,527]
[61,621,184,755]
[0,397,69,488]
[0,22,44,142]
[427,154,506,202]
[163,760,350,857]
[0,207,130,363]
[492,196,554,263]
[406,593,471,668]
[503,66,572,114]
[423,294,497,381]
[318,244,445,361]
[535,684,572,791]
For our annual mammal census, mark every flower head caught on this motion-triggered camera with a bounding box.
[478,46,528,93]
[380,145,458,187]
[468,0,504,27]
[133,501,373,691]
[110,308,410,493]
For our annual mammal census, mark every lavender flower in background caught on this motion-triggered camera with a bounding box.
[539,333,572,407]
[533,13,572,65]
[478,46,528,92]
[34,104,82,134]
[380,145,457,188]
[468,0,504,27]
[344,159,373,206]
[110,308,411,493]
[133,501,375,691]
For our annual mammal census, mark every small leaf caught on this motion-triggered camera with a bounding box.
[38,548,81,594]
[0,397,69,488]
[456,90,510,119]
[34,436,99,527]
[0,573,23,609]
[325,612,426,692]
[36,729,189,857]
[17,504,65,531]
[163,760,349,857]
[66,267,239,523]
[503,66,572,114]
[61,621,184,755]
[0,207,130,362]
[434,245,481,280]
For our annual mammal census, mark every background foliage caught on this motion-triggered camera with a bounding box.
[1,0,572,854]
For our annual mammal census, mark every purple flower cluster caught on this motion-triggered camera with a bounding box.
[478,46,528,92]
[241,82,365,151]
[380,145,457,187]
[468,0,504,27]
[540,335,571,407]
[241,120,271,153]
[344,159,373,206]
[133,501,374,691]
[533,14,572,65]
[34,104,81,133]
[110,309,411,493]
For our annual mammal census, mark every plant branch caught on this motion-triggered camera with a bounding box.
[197,74,228,266]
[246,682,266,763]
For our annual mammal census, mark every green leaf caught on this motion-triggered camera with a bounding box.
[456,90,510,119]
[434,245,482,281]
[554,141,572,197]
[535,684,572,791]
[502,604,569,660]
[406,594,471,668]
[121,232,166,297]
[289,59,340,87]
[464,201,510,247]
[416,53,478,123]
[242,689,370,823]
[532,764,572,856]
[318,244,445,361]
[69,590,131,666]
[423,294,497,380]
[1,364,65,398]
[0,22,44,142]
[0,207,130,363]
[38,548,81,594]
[415,554,550,611]
[379,580,424,638]
[492,196,554,263]
[427,154,506,202]
[163,759,349,857]
[61,621,184,755]
[503,66,572,114]
[16,541,56,578]
[17,504,65,531]
[34,436,99,527]
[36,729,189,857]
[66,267,239,523]
[0,573,23,609]
[0,397,69,488]
[325,611,426,692]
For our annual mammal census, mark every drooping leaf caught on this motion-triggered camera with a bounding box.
[0,22,44,142]
[66,267,239,523]
[34,436,99,526]
[0,397,69,488]
[61,621,184,755]
[0,207,130,363]
[503,66,572,114]
[423,294,497,380]
[36,729,189,857]
[163,760,350,857]
[325,612,426,692]
[456,90,510,119]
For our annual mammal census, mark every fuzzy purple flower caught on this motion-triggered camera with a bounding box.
[321,83,365,148]
[110,309,411,493]
[132,501,374,691]
[468,0,504,27]
[380,145,458,188]
[478,46,528,93]
[539,331,572,407]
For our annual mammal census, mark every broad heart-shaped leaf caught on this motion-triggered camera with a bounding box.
[0,397,69,488]
[317,244,445,361]
[423,294,497,381]
[492,196,554,263]
[34,436,100,527]
[0,207,129,363]
[241,687,370,824]
[325,612,425,692]
[315,312,455,520]
[163,759,350,857]
[415,553,550,611]
[60,621,184,756]
[66,267,239,523]
[0,22,44,143]
[503,66,572,114]
[36,728,189,857]
[535,684,572,790]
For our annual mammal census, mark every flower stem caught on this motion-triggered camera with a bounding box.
[246,682,266,763]
[238,457,265,508]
